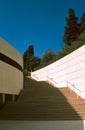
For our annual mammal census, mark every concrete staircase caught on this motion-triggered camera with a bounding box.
[59,87,85,119]
[0,78,85,120]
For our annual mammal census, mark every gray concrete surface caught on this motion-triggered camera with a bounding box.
[0,120,84,130]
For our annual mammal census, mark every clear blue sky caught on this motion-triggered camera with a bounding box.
[0,0,85,57]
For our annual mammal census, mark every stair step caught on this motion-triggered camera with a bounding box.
[0,78,85,120]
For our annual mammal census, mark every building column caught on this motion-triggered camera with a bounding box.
[2,94,5,104]
[12,95,15,102]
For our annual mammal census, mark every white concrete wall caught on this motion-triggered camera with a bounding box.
[0,38,23,95]
[31,45,85,99]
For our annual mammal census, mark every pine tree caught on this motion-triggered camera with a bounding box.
[64,8,80,46]
[80,12,85,33]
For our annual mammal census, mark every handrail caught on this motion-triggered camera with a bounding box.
[31,74,39,80]
[67,81,85,92]
[47,76,57,86]
[51,78,57,84]
[67,81,82,98]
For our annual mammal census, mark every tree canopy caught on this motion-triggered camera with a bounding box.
[64,8,80,46]
[23,8,85,72]
[80,13,85,33]
[23,45,41,75]
[41,49,57,64]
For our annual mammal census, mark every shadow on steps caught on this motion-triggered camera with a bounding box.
[0,77,82,121]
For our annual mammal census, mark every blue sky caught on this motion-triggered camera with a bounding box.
[0,0,85,57]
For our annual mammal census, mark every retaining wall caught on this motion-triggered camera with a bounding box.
[31,45,85,99]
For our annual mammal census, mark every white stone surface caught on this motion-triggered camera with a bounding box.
[31,45,85,99]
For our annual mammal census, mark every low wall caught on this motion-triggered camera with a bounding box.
[0,38,23,95]
[31,45,85,99]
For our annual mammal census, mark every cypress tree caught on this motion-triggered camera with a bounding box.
[28,45,34,56]
[64,8,80,46]
[23,45,41,73]
[80,12,85,33]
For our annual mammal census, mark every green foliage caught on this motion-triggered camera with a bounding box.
[28,56,41,71]
[64,8,80,46]
[28,45,34,56]
[71,30,85,48]
[36,30,85,71]
[64,8,85,46]
[34,49,58,70]
[80,13,85,33]
[23,45,41,74]
[41,49,57,64]
[23,9,85,72]
[35,29,85,71]
[60,30,85,58]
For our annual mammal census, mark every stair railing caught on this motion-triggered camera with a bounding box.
[31,74,39,81]
[47,76,57,87]
[67,81,81,99]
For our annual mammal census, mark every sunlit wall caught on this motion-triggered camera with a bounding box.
[31,45,85,99]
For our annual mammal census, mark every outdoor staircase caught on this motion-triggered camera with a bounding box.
[59,87,85,119]
[0,77,85,120]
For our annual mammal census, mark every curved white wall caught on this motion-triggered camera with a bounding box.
[0,38,23,95]
[31,45,85,99]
